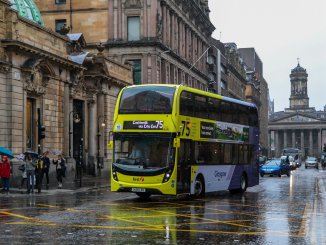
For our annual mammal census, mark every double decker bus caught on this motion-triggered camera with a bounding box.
[110,84,259,198]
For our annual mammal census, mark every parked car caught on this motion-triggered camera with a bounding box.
[280,155,296,170]
[305,157,318,169]
[321,153,326,169]
[260,159,290,177]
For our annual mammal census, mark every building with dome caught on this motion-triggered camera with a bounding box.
[268,62,326,158]
[0,0,132,183]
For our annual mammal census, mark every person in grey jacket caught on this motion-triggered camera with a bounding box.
[25,154,36,194]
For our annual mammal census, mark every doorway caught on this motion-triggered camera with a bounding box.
[72,100,84,175]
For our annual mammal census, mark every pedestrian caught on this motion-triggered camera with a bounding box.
[286,155,290,165]
[35,155,44,193]
[18,162,27,189]
[53,154,66,189]
[25,154,36,194]
[42,151,51,189]
[0,155,11,194]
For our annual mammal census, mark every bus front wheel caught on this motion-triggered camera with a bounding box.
[194,177,205,197]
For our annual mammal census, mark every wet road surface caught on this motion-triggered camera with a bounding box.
[1,166,325,244]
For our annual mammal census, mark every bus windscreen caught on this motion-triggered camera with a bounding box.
[119,86,175,114]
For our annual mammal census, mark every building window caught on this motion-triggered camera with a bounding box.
[128,60,141,85]
[55,19,66,33]
[127,16,140,41]
[55,0,66,4]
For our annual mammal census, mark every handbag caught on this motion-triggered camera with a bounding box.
[22,171,27,178]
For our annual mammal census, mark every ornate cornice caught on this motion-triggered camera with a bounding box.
[1,39,83,69]
[21,58,55,96]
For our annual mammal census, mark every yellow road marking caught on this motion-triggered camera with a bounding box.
[0,211,49,223]
[4,221,305,237]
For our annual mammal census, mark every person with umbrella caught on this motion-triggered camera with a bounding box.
[0,155,11,194]
[25,153,36,194]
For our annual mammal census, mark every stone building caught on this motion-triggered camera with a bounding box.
[0,0,132,181]
[268,63,326,158]
[238,48,269,155]
[36,0,215,90]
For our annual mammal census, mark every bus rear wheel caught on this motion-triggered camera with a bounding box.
[194,177,205,197]
[136,193,151,199]
[230,174,247,194]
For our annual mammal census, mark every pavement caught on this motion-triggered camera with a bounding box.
[1,172,111,196]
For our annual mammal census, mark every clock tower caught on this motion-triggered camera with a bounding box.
[289,62,309,110]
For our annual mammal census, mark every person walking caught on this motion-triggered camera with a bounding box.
[42,151,50,189]
[25,154,36,194]
[35,155,44,193]
[53,155,66,189]
[0,155,11,194]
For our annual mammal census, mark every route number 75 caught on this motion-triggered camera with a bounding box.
[181,121,190,136]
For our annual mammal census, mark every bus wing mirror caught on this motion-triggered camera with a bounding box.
[173,138,180,148]
[108,141,113,150]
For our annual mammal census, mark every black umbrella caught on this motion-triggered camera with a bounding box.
[24,150,39,158]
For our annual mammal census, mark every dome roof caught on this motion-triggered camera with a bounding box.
[291,63,306,73]
[9,0,44,26]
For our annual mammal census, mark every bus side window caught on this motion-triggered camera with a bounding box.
[231,104,240,124]
[239,105,249,125]
[249,107,259,127]
[180,91,194,116]
[208,98,221,121]
[224,144,232,164]
[195,95,208,119]
[232,144,239,164]
[220,101,232,123]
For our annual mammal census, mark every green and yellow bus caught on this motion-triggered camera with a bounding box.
[110,84,260,198]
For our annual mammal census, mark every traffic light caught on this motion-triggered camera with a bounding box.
[38,125,46,141]
[323,144,326,152]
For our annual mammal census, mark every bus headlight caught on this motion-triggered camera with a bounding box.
[112,168,119,181]
[163,169,173,183]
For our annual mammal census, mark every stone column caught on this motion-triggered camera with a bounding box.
[162,5,166,44]
[292,130,295,148]
[301,130,304,153]
[283,130,287,149]
[268,130,271,157]
[318,129,321,155]
[97,88,105,161]
[275,130,279,157]
[88,97,97,176]
[309,130,313,156]
[64,83,70,157]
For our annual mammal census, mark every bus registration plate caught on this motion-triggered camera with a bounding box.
[132,188,146,193]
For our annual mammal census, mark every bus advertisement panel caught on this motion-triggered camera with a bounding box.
[110,85,259,198]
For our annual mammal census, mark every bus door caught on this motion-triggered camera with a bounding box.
[177,140,192,194]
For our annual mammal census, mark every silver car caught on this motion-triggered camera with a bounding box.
[305,157,318,169]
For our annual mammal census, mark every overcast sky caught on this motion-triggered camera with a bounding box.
[208,0,326,112]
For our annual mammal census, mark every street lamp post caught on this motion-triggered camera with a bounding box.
[188,45,221,94]
[97,115,106,175]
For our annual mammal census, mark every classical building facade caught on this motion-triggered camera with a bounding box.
[268,63,326,158]
[36,0,215,90]
[0,0,132,181]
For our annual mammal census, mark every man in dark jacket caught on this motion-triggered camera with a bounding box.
[36,151,51,193]
[42,151,51,189]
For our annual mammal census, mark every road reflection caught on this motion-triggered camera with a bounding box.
[0,167,325,244]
